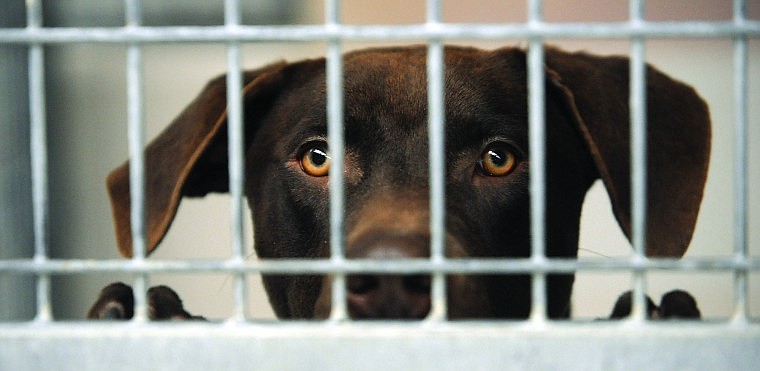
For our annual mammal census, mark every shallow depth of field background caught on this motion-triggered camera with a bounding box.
[1,0,758,321]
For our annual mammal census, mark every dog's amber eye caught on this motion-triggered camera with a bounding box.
[479,144,517,177]
[300,143,331,177]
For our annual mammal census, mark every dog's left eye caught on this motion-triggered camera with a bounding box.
[299,142,331,177]
[478,144,518,177]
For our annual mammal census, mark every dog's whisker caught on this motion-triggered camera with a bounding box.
[577,247,617,260]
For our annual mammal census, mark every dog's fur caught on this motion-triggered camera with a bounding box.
[88,45,710,320]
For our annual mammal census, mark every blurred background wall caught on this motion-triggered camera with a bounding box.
[0,0,35,321]
[1,0,758,320]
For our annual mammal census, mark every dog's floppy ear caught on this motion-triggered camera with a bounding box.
[544,48,711,257]
[107,61,295,257]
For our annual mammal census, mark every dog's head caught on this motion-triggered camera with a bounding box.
[106,46,710,319]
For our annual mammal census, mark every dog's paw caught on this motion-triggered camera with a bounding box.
[87,282,204,321]
[608,289,701,320]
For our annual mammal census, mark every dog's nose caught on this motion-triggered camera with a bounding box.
[345,233,432,319]
[346,274,431,319]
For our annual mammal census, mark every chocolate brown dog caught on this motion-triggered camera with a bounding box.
[88,45,710,320]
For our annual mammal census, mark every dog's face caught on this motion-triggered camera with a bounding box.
[105,46,711,320]
[245,48,594,319]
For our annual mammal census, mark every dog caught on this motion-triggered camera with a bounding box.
[87,45,710,320]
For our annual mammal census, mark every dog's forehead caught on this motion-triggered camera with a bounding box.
[265,46,530,157]
[338,47,529,133]
[341,46,524,101]
[342,48,430,126]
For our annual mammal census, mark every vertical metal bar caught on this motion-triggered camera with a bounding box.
[426,0,442,23]
[629,0,648,323]
[731,0,749,324]
[326,0,347,322]
[225,0,248,321]
[527,0,547,323]
[125,0,148,322]
[426,0,446,321]
[225,0,242,26]
[27,0,52,323]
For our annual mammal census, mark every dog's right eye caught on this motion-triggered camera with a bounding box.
[299,142,331,177]
[478,143,518,177]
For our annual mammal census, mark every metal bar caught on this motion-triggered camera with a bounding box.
[125,2,146,261]
[1,22,759,44]
[1,323,759,371]
[325,0,348,322]
[224,0,247,321]
[527,0,547,323]
[224,0,242,26]
[27,0,51,323]
[628,0,648,323]
[2,256,760,275]
[125,0,149,322]
[732,0,749,324]
[426,0,447,322]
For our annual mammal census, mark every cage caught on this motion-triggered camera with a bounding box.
[1,0,759,369]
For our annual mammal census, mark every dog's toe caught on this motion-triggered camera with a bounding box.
[87,282,134,320]
[147,285,201,320]
[658,290,701,319]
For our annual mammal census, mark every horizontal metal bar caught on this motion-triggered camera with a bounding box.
[1,257,758,275]
[1,21,759,44]
[1,322,758,371]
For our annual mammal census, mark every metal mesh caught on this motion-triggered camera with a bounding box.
[1,0,759,369]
